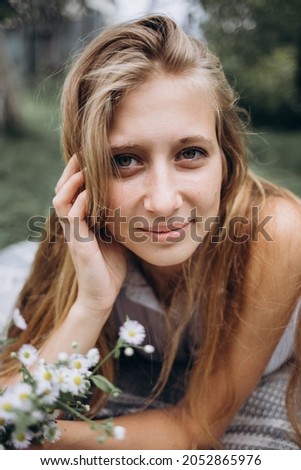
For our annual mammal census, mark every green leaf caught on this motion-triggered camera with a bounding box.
[91,375,121,396]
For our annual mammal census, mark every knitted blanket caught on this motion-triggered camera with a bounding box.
[96,363,298,450]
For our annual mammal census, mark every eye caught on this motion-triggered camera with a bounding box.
[177,147,207,161]
[111,154,142,177]
[113,155,136,167]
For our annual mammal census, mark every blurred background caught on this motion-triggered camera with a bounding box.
[0,0,300,249]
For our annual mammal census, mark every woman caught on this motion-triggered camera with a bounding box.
[1,14,301,449]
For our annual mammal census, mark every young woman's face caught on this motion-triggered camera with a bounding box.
[106,74,223,267]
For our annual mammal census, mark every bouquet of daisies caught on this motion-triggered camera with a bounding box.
[0,312,154,449]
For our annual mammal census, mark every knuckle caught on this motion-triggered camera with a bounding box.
[52,195,58,207]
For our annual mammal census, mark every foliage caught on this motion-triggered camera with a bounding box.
[200,0,301,128]
[0,0,89,26]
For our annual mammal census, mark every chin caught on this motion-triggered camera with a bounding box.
[127,242,201,268]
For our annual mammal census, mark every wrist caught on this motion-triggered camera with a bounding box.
[70,300,112,326]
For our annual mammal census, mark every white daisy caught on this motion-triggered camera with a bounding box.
[31,410,45,423]
[69,354,89,374]
[119,320,146,345]
[86,348,100,367]
[57,352,69,364]
[0,409,12,427]
[33,363,56,385]
[37,382,59,405]
[12,308,27,330]
[0,393,18,419]
[11,430,33,449]
[43,421,61,443]
[12,383,33,411]
[55,366,72,393]
[65,370,89,395]
[17,344,38,367]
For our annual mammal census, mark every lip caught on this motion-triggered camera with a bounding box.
[139,222,190,232]
[138,221,191,241]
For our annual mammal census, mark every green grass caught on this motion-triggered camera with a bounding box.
[0,87,300,249]
[0,87,63,249]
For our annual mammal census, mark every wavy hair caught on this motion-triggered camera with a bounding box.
[1,14,300,447]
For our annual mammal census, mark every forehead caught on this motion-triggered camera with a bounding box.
[109,73,217,146]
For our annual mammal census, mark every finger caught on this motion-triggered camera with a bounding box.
[55,154,80,194]
[66,190,95,245]
[52,171,85,218]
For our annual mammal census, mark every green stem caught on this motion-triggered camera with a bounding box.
[56,399,93,425]
[92,339,124,374]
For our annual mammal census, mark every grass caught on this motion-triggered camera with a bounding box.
[0,86,63,249]
[0,86,300,249]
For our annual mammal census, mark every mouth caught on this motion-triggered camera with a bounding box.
[137,221,192,241]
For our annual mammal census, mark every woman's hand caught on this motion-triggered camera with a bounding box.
[52,154,127,319]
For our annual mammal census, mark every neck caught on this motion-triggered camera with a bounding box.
[140,261,183,304]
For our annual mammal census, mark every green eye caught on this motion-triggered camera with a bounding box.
[180,148,205,160]
[114,155,134,167]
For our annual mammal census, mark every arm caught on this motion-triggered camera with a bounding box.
[45,197,301,450]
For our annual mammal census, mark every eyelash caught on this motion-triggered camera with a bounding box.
[177,147,207,161]
[111,146,207,173]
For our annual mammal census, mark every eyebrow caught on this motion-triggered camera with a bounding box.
[178,135,214,147]
[110,143,141,153]
[110,134,215,153]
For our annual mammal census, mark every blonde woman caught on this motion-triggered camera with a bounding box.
[1,15,301,449]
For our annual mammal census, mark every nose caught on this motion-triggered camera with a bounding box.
[143,165,183,216]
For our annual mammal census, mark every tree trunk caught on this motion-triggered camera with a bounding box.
[0,28,22,133]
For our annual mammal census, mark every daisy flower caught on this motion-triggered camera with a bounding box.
[12,308,27,330]
[65,370,89,395]
[33,363,56,386]
[55,366,72,393]
[12,383,33,411]
[57,352,69,364]
[17,344,38,367]
[86,348,100,368]
[69,354,89,374]
[37,382,59,405]
[43,422,61,443]
[119,320,146,345]
[0,393,18,419]
[11,430,33,449]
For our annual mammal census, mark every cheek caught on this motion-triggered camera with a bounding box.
[107,181,123,211]
[194,168,222,212]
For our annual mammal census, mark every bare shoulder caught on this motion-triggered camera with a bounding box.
[254,194,301,269]
[245,194,301,324]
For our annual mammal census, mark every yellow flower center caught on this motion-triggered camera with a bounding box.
[43,371,52,381]
[128,330,136,337]
[3,402,13,412]
[19,393,29,400]
[73,376,82,386]
[16,432,26,442]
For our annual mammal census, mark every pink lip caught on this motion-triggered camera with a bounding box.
[139,222,190,233]
[137,222,191,241]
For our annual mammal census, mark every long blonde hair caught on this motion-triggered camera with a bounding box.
[1,14,301,446]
